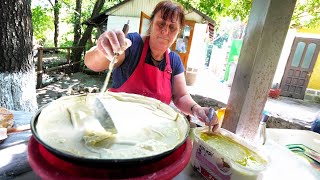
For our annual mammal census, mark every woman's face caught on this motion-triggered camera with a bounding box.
[149,11,181,53]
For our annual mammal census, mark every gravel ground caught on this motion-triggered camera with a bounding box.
[36,72,107,108]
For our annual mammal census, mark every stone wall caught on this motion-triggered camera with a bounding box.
[266,116,309,130]
[190,94,226,110]
[304,88,320,103]
[191,94,311,130]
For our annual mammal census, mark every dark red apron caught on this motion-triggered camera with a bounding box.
[109,37,172,104]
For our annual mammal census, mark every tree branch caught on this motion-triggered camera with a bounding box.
[59,0,81,15]
[47,0,54,7]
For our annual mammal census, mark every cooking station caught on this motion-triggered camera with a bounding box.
[0,110,203,180]
[1,111,319,180]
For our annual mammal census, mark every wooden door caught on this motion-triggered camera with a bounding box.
[280,37,320,99]
[171,20,195,69]
[139,11,195,69]
[139,12,150,36]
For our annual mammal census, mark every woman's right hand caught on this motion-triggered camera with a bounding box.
[96,30,132,62]
[84,30,132,72]
[192,105,220,132]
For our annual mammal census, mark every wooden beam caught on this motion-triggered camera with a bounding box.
[221,0,297,141]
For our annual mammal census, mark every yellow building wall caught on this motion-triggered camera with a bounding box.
[297,28,320,90]
[298,28,320,34]
[308,54,320,90]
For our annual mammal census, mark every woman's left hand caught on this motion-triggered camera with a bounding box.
[192,105,220,132]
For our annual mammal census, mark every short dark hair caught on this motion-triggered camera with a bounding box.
[150,1,185,27]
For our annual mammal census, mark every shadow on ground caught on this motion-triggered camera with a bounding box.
[36,72,106,108]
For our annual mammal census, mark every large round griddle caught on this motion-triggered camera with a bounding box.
[30,93,190,167]
[28,135,192,179]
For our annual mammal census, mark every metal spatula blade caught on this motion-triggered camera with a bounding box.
[94,97,117,134]
[91,21,129,133]
[207,108,215,133]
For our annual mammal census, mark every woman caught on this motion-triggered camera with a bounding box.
[84,1,219,131]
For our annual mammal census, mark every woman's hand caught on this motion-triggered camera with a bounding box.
[96,30,132,62]
[192,105,220,132]
[85,30,132,72]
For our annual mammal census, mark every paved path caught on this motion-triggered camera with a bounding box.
[187,68,320,128]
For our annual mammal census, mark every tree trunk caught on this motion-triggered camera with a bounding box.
[53,0,60,48]
[88,34,93,47]
[73,0,82,46]
[0,0,38,112]
[71,0,82,72]
[72,0,106,72]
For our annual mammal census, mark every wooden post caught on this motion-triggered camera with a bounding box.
[36,47,44,89]
[66,48,71,74]
[72,46,81,73]
[67,48,71,64]
[221,0,297,140]
[81,46,86,72]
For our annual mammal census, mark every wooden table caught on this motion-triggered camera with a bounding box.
[1,111,320,180]
[0,111,33,179]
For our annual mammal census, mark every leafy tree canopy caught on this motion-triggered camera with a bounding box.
[291,0,320,30]
[32,6,54,44]
[31,0,123,47]
[177,0,320,30]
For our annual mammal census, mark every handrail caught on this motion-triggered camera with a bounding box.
[36,46,86,88]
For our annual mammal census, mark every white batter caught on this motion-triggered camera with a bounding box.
[36,92,189,159]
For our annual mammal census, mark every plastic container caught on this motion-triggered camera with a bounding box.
[268,88,281,98]
[256,110,270,145]
[191,127,269,180]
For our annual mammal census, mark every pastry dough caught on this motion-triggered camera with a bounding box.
[0,107,14,128]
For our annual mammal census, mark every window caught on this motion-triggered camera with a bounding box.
[301,43,316,69]
[291,42,305,67]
